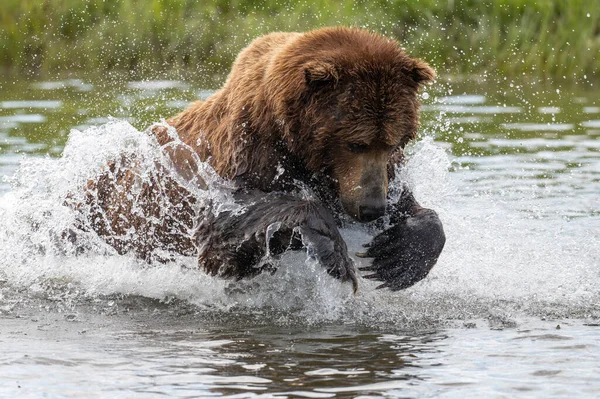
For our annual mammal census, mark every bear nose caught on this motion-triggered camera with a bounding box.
[358,204,386,222]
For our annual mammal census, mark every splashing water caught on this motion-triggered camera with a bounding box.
[0,118,598,327]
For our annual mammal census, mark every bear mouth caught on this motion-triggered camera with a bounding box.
[341,199,387,223]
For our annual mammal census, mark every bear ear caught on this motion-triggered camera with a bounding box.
[411,59,436,86]
[304,60,339,87]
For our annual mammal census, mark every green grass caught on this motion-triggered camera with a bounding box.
[1,0,598,85]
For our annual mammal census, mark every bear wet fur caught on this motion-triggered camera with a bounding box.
[81,27,446,291]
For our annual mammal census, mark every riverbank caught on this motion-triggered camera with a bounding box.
[1,0,598,84]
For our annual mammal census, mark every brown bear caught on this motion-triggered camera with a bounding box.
[77,27,446,292]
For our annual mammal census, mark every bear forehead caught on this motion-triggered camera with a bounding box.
[334,76,419,146]
[336,106,418,147]
[301,28,417,73]
[276,27,422,87]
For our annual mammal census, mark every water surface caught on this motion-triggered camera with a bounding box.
[0,76,599,397]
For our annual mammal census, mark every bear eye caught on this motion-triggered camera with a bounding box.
[348,143,369,153]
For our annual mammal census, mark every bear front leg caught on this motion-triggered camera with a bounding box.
[358,185,445,290]
[196,193,357,291]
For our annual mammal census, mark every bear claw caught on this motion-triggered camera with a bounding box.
[359,209,446,291]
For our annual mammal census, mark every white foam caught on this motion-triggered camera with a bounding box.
[0,119,598,326]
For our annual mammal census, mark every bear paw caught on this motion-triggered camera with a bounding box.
[358,209,445,291]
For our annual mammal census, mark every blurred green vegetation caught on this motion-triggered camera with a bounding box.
[1,0,598,84]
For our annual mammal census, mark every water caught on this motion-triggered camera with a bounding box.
[0,76,599,397]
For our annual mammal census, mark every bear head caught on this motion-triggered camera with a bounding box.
[265,28,435,222]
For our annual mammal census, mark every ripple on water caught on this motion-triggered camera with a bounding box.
[0,114,47,124]
[445,115,491,125]
[127,80,190,91]
[436,94,487,104]
[501,123,575,132]
[423,104,522,114]
[32,79,93,91]
[167,100,190,109]
[581,120,600,128]
[484,137,576,149]
[538,106,561,114]
[1,100,63,109]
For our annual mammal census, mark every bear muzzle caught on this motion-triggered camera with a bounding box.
[358,202,387,222]
[341,189,387,222]
[335,150,389,222]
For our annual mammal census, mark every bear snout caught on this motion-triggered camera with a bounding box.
[341,189,387,222]
[358,202,386,222]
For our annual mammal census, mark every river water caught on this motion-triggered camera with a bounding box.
[0,76,599,398]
